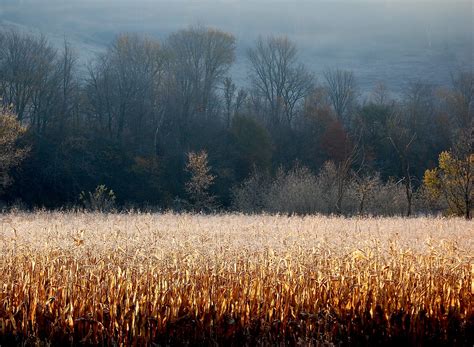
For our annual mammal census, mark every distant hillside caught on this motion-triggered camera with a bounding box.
[1,0,472,94]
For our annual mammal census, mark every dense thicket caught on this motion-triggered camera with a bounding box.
[0,27,472,216]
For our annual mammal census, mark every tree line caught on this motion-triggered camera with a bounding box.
[0,26,472,217]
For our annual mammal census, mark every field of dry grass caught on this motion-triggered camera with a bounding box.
[0,213,472,345]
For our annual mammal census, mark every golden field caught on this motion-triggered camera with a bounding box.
[0,213,472,346]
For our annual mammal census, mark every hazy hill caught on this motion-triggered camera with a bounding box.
[1,0,472,93]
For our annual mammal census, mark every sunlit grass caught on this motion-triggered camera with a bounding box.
[0,213,472,345]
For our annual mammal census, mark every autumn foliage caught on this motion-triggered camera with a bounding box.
[424,150,473,219]
[185,150,217,211]
[0,105,29,192]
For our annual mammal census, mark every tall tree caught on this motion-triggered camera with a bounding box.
[387,110,417,217]
[320,121,359,214]
[247,36,313,128]
[437,70,473,146]
[323,69,357,124]
[86,34,165,149]
[222,77,247,129]
[57,40,80,133]
[0,30,58,128]
[165,26,236,131]
[450,70,473,131]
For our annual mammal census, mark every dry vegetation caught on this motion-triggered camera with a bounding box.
[0,213,472,345]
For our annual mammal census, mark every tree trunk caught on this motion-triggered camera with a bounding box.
[405,183,412,217]
[466,192,471,220]
[359,192,366,216]
[403,160,413,217]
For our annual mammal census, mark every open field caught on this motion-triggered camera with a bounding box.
[0,213,472,345]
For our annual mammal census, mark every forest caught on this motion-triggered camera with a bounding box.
[0,26,472,218]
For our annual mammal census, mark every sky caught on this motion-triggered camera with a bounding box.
[0,0,472,93]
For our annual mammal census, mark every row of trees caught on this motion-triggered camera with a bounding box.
[0,26,472,217]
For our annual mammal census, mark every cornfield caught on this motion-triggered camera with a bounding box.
[0,213,472,345]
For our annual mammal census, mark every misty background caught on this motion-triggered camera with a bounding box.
[0,0,472,93]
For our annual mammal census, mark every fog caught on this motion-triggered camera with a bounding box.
[1,0,472,92]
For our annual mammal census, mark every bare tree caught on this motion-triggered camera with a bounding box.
[86,34,165,148]
[283,64,316,125]
[29,48,61,133]
[319,117,362,214]
[0,29,58,126]
[370,82,391,106]
[0,29,82,138]
[222,77,247,128]
[387,110,417,217]
[450,70,473,130]
[351,172,381,215]
[223,77,237,128]
[247,36,314,127]
[58,39,79,132]
[404,82,434,130]
[323,69,357,123]
[334,144,359,215]
[166,26,236,123]
[435,70,474,144]
[235,90,247,117]
[320,128,361,214]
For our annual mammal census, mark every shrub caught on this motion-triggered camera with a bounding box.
[231,169,269,213]
[0,105,29,194]
[264,165,320,215]
[314,161,341,214]
[79,185,116,212]
[185,150,218,212]
[233,164,412,216]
